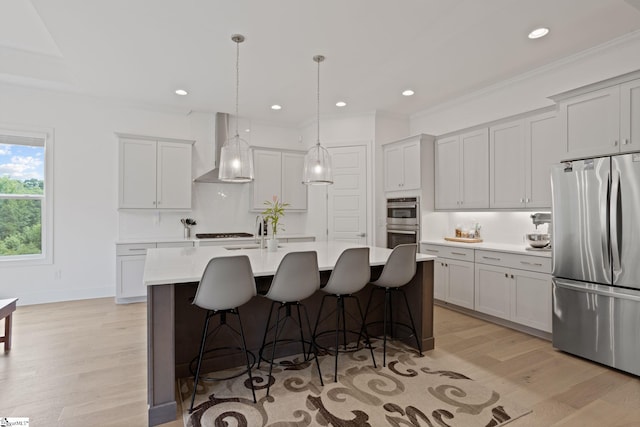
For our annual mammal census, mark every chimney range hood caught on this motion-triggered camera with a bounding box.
[194,112,249,184]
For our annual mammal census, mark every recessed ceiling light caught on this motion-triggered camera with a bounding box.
[335,101,347,107]
[175,89,188,96]
[402,89,415,97]
[271,104,282,110]
[245,128,251,133]
[528,27,549,39]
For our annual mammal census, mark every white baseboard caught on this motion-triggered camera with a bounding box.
[15,287,115,306]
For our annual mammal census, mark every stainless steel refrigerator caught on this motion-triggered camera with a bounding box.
[551,153,640,376]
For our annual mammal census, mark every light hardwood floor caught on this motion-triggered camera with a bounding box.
[1,298,638,426]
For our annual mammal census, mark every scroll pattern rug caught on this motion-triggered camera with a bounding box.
[179,340,531,427]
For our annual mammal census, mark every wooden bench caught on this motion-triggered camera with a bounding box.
[0,298,18,352]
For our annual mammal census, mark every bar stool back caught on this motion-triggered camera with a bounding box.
[189,255,257,413]
[362,244,422,366]
[260,251,324,396]
[313,247,377,382]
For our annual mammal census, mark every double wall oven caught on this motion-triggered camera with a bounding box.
[386,197,419,248]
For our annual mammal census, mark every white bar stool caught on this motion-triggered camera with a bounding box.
[312,247,377,382]
[189,255,257,413]
[258,251,324,396]
[362,244,422,367]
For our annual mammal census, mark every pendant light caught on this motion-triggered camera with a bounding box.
[219,34,254,183]
[303,55,333,185]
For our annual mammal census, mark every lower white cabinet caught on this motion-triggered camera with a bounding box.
[422,242,552,334]
[475,253,552,333]
[116,241,193,304]
[424,243,474,309]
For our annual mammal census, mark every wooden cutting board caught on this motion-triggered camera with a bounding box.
[444,237,483,243]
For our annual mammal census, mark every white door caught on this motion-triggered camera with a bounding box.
[327,146,368,244]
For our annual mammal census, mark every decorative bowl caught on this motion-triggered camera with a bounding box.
[525,233,551,248]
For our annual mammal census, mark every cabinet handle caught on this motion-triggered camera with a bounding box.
[152,201,156,205]
[623,139,629,145]
[526,197,530,203]
[614,140,618,146]
[424,249,440,253]
[520,261,543,267]
[504,273,508,278]
[520,198,524,203]
[451,252,467,256]
[511,274,514,279]
[482,256,501,261]
[128,248,147,252]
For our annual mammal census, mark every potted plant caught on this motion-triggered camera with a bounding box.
[262,196,289,251]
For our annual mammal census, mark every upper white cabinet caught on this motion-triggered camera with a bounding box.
[435,128,489,210]
[490,111,560,209]
[118,134,194,210]
[251,148,307,211]
[383,137,421,191]
[551,72,640,159]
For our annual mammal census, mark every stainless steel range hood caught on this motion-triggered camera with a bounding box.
[194,112,239,183]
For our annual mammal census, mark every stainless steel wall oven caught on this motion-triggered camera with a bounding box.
[386,197,419,248]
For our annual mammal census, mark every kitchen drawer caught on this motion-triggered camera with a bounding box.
[475,250,551,273]
[421,244,474,262]
[157,241,194,248]
[116,243,156,256]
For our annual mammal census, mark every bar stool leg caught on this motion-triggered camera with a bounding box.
[334,296,341,382]
[258,301,277,369]
[383,288,390,367]
[300,304,324,387]
[400,289,422,355]
[354,296,377,369]
[190,311,212,413]
[294,303,307,359]
[236,308,257,403]
[266,304,284,397]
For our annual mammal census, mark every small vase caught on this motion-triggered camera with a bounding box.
[267,237,278,252]
[184,227,191,239]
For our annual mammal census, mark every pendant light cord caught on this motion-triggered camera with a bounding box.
[316,57,320,147]
[235,38,240,138]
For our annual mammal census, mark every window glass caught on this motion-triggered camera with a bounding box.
[0,136,47,259]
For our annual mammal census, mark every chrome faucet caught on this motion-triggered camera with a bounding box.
[255,215,265,249]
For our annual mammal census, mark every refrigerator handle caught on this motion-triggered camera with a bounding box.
[610,169,622,274]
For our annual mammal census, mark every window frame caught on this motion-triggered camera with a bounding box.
[0,124,54,266]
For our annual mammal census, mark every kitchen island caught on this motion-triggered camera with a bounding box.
[143,241,436,426]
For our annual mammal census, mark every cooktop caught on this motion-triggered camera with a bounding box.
[195,232,254,239]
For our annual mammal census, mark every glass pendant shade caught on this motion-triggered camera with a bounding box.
[218,134,254,182]
[218,33,254,183]
[303,143,333,185]
[303,54,333,185]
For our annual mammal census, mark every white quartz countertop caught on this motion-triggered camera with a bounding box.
[143,241,436,286]
[420,239,552,258]
[117,234,315,245]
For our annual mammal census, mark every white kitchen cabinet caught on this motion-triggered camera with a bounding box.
[474,263,511,320]
[422,244,474,309]
[489,111,560,209]
[251,148,307,211]
[620,78,640,153]
[489,120,526,209]
[511,269,552,332]
[116,241,193,303]
[118,134,194,210]
[551,73,640,159]
[475,249,552,333]
[558,86,620,159]
[383,137,421,192]
[435,128,489,210]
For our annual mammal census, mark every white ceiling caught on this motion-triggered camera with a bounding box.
[2,0,640,126]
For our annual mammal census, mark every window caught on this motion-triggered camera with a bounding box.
[0,127,53,264]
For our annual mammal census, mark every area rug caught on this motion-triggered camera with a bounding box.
[179,340,531,427]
